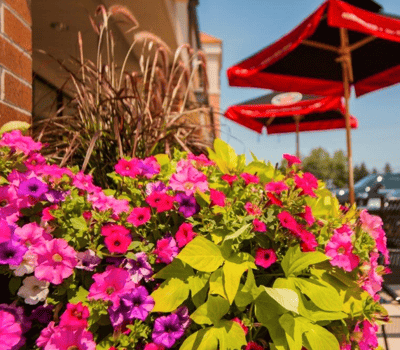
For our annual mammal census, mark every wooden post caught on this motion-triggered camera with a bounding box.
[294,115,301,159]
[339,28,355,205]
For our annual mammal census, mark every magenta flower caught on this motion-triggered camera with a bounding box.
[361,252,384,300]
[146,192,175,213]
[115,158,140,177]
[188,153,215,167]
[253,219,267,232]
[0,130,42,155]
[144,343,166,350]
[154,237,178,264]
[0,220,12,244]
[255,248,277,269]
[277,211,301,235]
[210,189,226,207]
[124,252,153,283]
[109,286,154,327]
[221,174,238,186]
[244,202,262,216]
[266,192,283,207]
[298,229,318,252]
[352,320,378,350]
[15,222,51,247]
[360,210,383,236]
[33,238,77,285]
[295,173,318,197]
[298,205,315,226]
[88,266,136,303]
[101,224,130,237]
[170,164,208,195]
[283,154,301,167]
[59,302,90,329]
[152,313,185,348]
[87,191,129,215]
[76,250,101,271]
[175,223,196,248]
[265,181,289,195]
[0,240,27,265]
[45,327,96,350]
[241,173,260,185]
[146,181,168,196]
[138,156,160,178]
[325,233,359,272]
[0,309,23,350]
[72,172,101,194]
[104,231,132,254]
[127,207,151,227]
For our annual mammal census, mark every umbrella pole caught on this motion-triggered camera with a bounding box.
[339,28,355,205]
[294,115,301,159]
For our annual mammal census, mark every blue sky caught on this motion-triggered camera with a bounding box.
[197,0,400,172]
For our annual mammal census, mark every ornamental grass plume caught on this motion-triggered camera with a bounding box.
[0,132,392,349]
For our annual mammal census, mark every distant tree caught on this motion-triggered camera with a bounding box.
[302,148,332,182]
[384,163,393,174]
[331,150,347,188]
[372,167,378,174]
[354,162,369,183]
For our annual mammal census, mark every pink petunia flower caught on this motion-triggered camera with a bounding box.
[298,205,315,226]
[88,266,136,303]
[361,252,384,301]
[266,192,283,207]
[45,326,96,350]
[101,224,130,237]
[0,130,42,155]
[210,189,226,207]
[104,231,132,254]
[277,211,301,235]
[59,302,90,329]
[36,321,56,348]
[154,237,179,264]
[241,173,260,185]
[175,223,197,248]
[295,173,318,197]
[221,174,238,186]
[127,207,151,227]
[351,320,378,350]
[255,248,277,269]
[170,164,208,195]
[265,181,289,195]
[42,205,57,222]
[33,238,77,285]
[115,158,140,177]
[0,220,12,244]
[146,192,175,213]
[0,309,23,350]
[187,153,215,167]
[298,228,318,252]
[244,202,262,216]
[283,154,301,167]
[325,233,359,272]
[253,218,267,232]
[72,172,101,194]
[15,222,51,247]
[232,317,248,335]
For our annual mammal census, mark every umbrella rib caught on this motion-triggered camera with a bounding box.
[302,39,339,53]
[265,117,276,126]
[348,35,376,52]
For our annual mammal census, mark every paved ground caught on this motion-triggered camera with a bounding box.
[378,284,400,349]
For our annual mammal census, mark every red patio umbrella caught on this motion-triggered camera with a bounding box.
[227,0,400,204]
[225,92,358,158]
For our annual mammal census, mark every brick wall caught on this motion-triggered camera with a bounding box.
[0,0,32,127]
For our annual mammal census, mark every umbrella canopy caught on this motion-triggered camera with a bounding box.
[227,0,400,204]
[224,92,358,157]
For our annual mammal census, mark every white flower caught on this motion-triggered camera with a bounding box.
[10,252,36,276]
[17,275,49,305]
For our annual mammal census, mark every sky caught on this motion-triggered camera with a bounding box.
[197,0,400,172]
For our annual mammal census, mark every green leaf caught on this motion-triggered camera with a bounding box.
[263,287,299,314]
[279,314,303,350]
[281,246,328,277]
[224,224,251,241]
[300,319,340,350]
[179,327,218,350]
[209,268,227,299]
[195,189,211,207]
[188,273,209,307]
[151,278,189,312]
[223,255,252,304]
[208,139,238,173]
[69,286,89,304]
[244,160,275,183]
[0,121,30,135]
[292,278,342,312]
[214,320,247,350]
[190,295,230,325]
[235,269,262,308]
[154,259,194,280]
[70,217,87,232]
[177,236,224,272]
[9,277,21,295]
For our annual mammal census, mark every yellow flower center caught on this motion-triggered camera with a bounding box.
[52,253,63,262]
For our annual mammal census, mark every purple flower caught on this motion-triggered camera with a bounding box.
[43,190,65,203]
[0,240,27,265]
[76,250,101,271]
[109,286,154,327]
[0,303,31,333]
[146,181,168,196]
[29,305,54,323]
[175,193,200,218]
[173,306,190,329]
[18,177,48,198]
[152,314,185,348]
[124,252,153,283]
[137,161,158,177]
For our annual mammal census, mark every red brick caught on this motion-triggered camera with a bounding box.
[3,7,32,52]
[3,0,32,26]
[4,72,32,111]
[0,35,32,83]
[0,101,31,128]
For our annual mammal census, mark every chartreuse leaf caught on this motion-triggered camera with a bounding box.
[214,320,247,350]
[224,224,251,241]
[223,252,255,304]
[297,318,340,350]
[190,295,230,325]
[188,272,209,307]
[177,236,224,272]
[235,269,262,308]
[292,278,342,312]
[305,189,340,220]
[263,287,299,314]
[179,327,218,350]
[279,314,303,350]
[243,160,275,183]
[207,139,239,173]
[209,268,227,299]
[0,121,30,135]
[151,278,189,312]
[68,286,89,305]
[281,246,329,277]
[70,216,87,232]
[154,259,194,280]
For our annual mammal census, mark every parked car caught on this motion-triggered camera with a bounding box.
[332,173,400,210]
